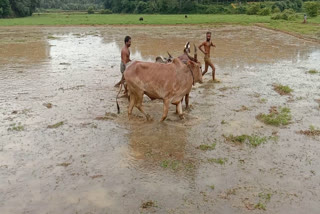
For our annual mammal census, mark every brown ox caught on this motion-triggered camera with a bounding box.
[155,42,198,109]
[122,58,202,121]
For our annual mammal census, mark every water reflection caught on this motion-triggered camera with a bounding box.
[129,122,187,163]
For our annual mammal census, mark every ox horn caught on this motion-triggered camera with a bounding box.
[167,51,173,58]
[194,44,197,62]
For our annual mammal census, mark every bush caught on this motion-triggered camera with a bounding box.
[235,6,247,14]
[88,6,94,14]
[304,2,319,17]
[0,0,10,18]
[272,7,281,13]
[271,12,282,19]
[100,9,112,14]
[272,0,303,12]
[271,9,298,20]
[205,5,231,14]
[258,7,271,16]
[247,3,261,15]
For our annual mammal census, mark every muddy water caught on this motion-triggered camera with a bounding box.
[1,26,320,214]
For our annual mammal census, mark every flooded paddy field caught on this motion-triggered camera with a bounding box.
[1,25,320,214]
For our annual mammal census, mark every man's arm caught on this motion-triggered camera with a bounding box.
[210,42,216,47]
[198,42,206,54]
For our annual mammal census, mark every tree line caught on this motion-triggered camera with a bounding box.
[1,0,317,18]
[0,0,40,17]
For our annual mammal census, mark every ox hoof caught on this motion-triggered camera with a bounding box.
[146,114,152,121]
[179,114,185,120]
[160,117,167,122]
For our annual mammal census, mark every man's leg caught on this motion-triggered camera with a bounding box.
[202,62,209,76]
[208,62,216,80]
[114,74,125,87]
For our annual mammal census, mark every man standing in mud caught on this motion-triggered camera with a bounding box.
[115,36,131,87]
[198,32,216,81]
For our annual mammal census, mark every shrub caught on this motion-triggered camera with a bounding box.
[258,7,271,16]
[271,9,297,20]
[247,3,261,15]
[304,2,319,17]
[100,9,112,14]
[0,0,10,18]
[272,7,281,13]
[88,6,94,14]
[235,5,247,14]
[205,5,231,14]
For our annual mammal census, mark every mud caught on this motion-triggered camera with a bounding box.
[1,25,320,214]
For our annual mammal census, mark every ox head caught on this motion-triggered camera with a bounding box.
[185,43,198,63]
[187,59,203,85]
[155,52,173,63]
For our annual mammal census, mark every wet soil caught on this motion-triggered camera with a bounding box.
[1,25,320,214]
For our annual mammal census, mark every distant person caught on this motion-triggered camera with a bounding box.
[115,36,131,88]
[198,32,217,81]
[303,14,307,24]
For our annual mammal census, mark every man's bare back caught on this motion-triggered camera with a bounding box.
[115,36,131,88]
[121,45,131,64]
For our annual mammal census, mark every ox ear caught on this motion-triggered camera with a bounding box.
[187,60,195,66]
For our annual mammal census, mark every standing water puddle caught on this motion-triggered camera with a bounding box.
[1,26,320,213]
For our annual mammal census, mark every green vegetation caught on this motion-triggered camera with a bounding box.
[1,0,40,18]
[7,122,24,131]
[259,192,272,202]
[259,98,267,103]
[224,134,269,147]
[273,84,293,95]
[304,1,319,17]
[196,143,216,151]
[0,13,272,26]
[209,185,215,190]
[271,9,298,20]
[39,0,104,11]
[308,69,319,74]
[298,125,320,136]
[255,192,272,210]
[160,160,179,170]
[257,106,292,126]
[47,121,64,128]
[208,157,228,165]
[0,13,318,40]
[87,6,94,14]
[37,0,303,14]
[255,202,266,210]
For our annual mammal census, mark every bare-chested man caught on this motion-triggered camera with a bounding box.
[115,36,131,87]
[198,32,216,81]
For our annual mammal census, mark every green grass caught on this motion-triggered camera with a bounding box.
[208,157,228,165]
[224,134,269,147]
[47,121,64,128]
[257,106,292,126]
[1,13,319,40]
[308,69,319,74]
[160,160,179,170]
[298,125,320,136]
[255,202,266,210]
[273,84,293,95]
[0,13,272,26]
[7,123,24,131]
[196,143,216,151]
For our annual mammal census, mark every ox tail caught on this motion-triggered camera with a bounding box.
[116,82,123,114]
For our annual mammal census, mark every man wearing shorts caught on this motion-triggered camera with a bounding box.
[198,32,216,81]
[115,36,131,87]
